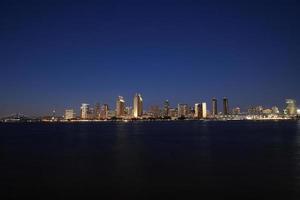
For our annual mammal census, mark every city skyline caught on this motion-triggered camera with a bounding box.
[1,0,300,117]
[1,93,298,119]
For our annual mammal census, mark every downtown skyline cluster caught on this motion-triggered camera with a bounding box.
[58,94,299,121]
[1,93,299,122]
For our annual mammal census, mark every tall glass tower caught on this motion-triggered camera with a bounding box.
[133,93,143,118]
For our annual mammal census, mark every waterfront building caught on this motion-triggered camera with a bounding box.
[272,106,280,114]
[263,109,272,115]
[149,105,161,118]
[194,103,201,118]
[285,99,297,116]
[89,107,94,119]
[223,97,229,115]
[178,104,189,118]
[163,100,170,117]
[116,96,125,117]
[133,93,143,118]
[248,107,255,115]
[65,109,76,120]
[212,98,218,116]
[256,106,263,115]
[297,109,300,115]
[232,107,241,115]
[95,103,101,119]
[100,104,109,119]
[108,110,116,118]
[80,103,90,119]
[202,102,207,118]
[169,108,177,118]
[194,103,207,118]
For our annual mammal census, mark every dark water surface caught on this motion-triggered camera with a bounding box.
[1,121,300,199]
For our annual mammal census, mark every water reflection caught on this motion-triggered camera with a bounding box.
[112,122,146,195]
[295,121,300,191]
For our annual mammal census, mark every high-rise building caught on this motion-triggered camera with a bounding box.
[116,96,125,117]
[178,104,188,118]
[95,103,101,119]
[65,109,76,120]
[133,93,143,118]
[212,98,218,116]
[285,99,297,116]
[202,102,207,118]
[163,100,170,117]
[194,103,207,118]
[80,103,90,119]
[100,104,109,119]
[223,97,229,115]
[194,103,201,118]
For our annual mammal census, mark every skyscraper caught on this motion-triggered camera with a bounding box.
[285,99,297,116]
[116,96,125,117]
[95,103,101,119]
[202,102,207,118]
[133,93,143,118]
[100,104,109,119]
[80,103,90,119]
[163,100,170,117]
[178,104,188,118]
[212,98,218,116]
[194,103,201,118]
[194,103,206,118]
[223,97,229,115]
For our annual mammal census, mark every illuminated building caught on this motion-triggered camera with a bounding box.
[202,102,207,118]
[297,109,300,115]
[169,108,177,118]
[133,93,143,118]
[100,104,109,119]
[194,103,201,118]
[285,99,297,116]
[272,106,280,114]
[194,103,207,118]
[163,100,170,117]
[116,96,125,117]
[65,109,76,120]
[232,107,241,115]
[212,98,218,116]
[95,103,101,119]
[178,104,188,118]
[223,97,229,115]
[125,106,132,116]
[80,103,90,119]
[149,105,161,118]
[262,109,272,115]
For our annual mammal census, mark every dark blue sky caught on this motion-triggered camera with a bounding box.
[0,0,299,116]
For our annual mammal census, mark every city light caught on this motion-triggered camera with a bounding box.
[1,96,299,123]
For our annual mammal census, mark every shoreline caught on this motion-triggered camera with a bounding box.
[1,118,299,123]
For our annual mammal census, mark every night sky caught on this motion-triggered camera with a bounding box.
[0,0,299,117]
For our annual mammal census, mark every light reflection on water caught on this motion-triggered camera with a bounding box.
[296,121,300,188]
[2,121,300,198]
